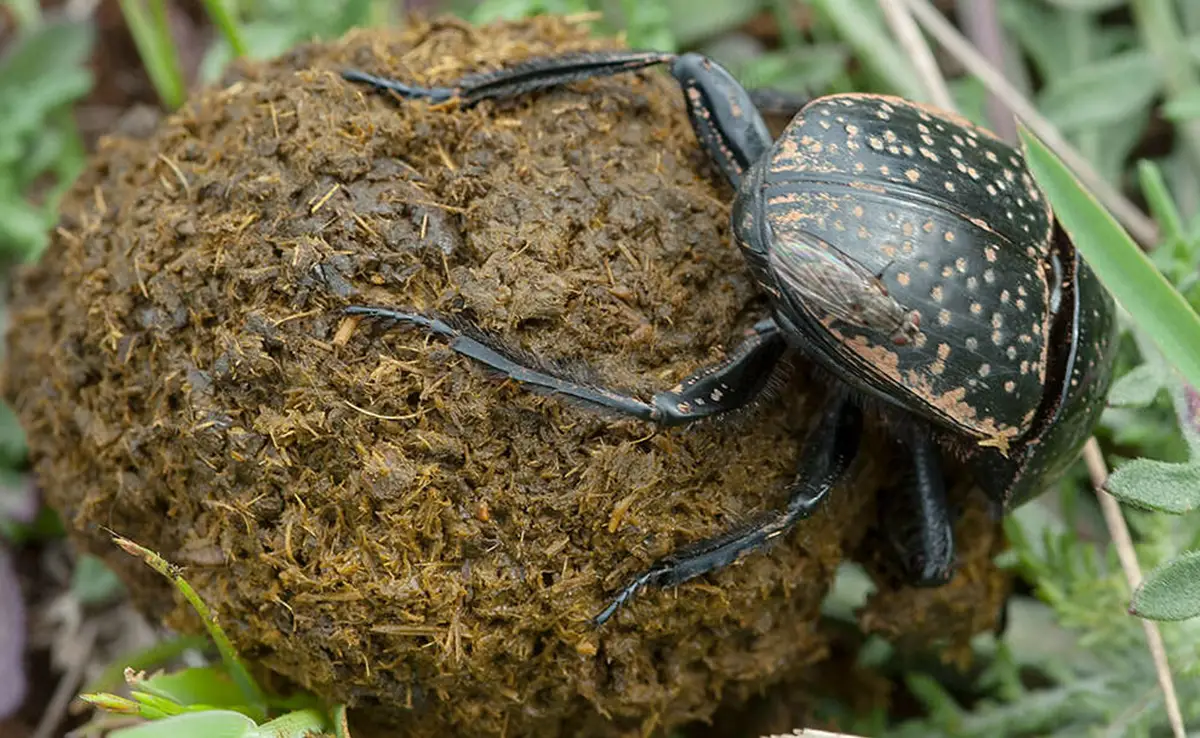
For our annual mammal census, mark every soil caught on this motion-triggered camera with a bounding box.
[5,15,1008,737]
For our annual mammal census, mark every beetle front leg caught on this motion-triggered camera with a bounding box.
[345,307,787,426]
[883,428,956,586]
[344,51,772,187]
[592,393,861,625]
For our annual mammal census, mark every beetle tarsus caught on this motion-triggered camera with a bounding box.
[341,69,458,104]
[592,395,861,625]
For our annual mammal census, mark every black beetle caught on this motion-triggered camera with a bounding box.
[340,50,1118,625]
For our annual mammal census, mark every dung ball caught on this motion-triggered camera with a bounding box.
[6,15,1006,737]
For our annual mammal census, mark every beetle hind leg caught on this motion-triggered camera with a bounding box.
[880,428,956,586]
[592,393,861,625]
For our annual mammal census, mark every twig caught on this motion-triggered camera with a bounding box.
[1083,439,1186,738]
[881,7,1181,733]
[900,0,1160,248]
[878,0,954,109]
[955,0,1019,142]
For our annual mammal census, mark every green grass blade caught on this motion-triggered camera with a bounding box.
[1018,123,1200,390]
[1138,160,1186,244]
[118,0,185,109]
[113,536,268,722]
[201,0,247,58]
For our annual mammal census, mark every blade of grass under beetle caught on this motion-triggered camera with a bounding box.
[1018,122,1200,390]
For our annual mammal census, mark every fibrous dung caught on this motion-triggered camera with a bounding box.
[6,16,1008,737]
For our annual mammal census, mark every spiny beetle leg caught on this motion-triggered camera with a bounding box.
[668,54,773,186]
[884,427,956,586]
[345,307,787,426]
[592,393,862,626]
[343,50,672,106]
[651,317,787,426]
[343,51,772,188]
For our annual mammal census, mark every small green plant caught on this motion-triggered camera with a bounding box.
[0,16,93,263]
[80,536,350,738]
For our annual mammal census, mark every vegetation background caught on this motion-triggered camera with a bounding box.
[4,0,1200,736]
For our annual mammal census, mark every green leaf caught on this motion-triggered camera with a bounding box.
[114,537,268,722]
[1036,51,1161,131]
[1001,0,1077,80]
[7,0,41,27]
[948,76,990,132]
[333,0,380,35]
[1106,458,1200,513]
[119,0,186,109]
[1018,124,1200,392]
[0,198,51,259]
[199,22,304,83]
[200,0,247,58]
[662,0,764,47]
[256,708,328,737]
[80,692,145,715]
[0,18,94,91]
[1044,0,1129,10]
[84,635,214,694]
[0,403,27,468]
[128,690,187,719]
[1130,550,1200,620]
[1088,111,1152,189]
[110,710,257,738]
[136,668,254,713]
[1108,363,1168,407]
[736,46,850,94]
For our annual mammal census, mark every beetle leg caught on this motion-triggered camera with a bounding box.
[592,393,861,626]
[345,307,786,426]
[650,317,789,425]
[668,54,773,186]
[883,429,956,586]
[343,51,673,106]
[344,51,772,187]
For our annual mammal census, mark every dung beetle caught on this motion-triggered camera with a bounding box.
[341,50,1118,625]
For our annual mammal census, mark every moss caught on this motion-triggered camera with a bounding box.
[6,16,1007,736]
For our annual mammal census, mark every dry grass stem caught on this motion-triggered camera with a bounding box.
[878,0,955,110]
[1084,439,1186,738]
[901,0,1159,247]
